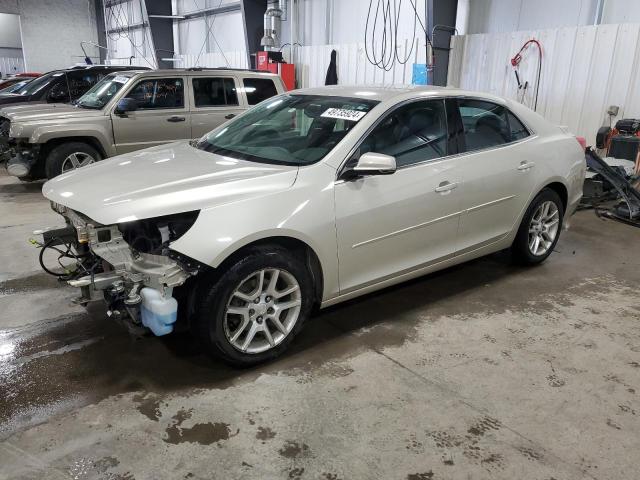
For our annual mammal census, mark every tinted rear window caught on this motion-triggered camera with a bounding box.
[193,77,238,107]
[243,78,278,105]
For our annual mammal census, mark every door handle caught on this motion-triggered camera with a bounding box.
[224,113,236,120]
[167,116,186,123]
[435,181,458,194]
[517,161,535,171]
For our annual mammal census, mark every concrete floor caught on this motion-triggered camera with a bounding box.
[0,169,639,480]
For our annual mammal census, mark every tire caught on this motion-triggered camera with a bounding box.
[192,245,314,367]
[44,142,101,179]
[511,188,564,265]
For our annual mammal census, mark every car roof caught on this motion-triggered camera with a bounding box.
[289,85,509,105]
[117,68,280,78]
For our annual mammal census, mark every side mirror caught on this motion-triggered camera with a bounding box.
[344,152,396,180]
[115,97,138,115]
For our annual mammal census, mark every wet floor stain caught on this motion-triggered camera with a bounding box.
[278,440,311,459]
[407,472,434,480]
[68,455,128,479]
[0,271,63,295]
[163,408,237,445]
[132,393,163,422]
[256,426,276,441]
[288,467,305,479]
[467,416,502,437]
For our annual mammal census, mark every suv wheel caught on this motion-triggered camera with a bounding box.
[193,245,314,367]
[511,188,564,265]
[45,142,101,179]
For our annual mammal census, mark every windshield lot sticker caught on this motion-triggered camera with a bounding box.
[113,76,129,84]
[321,108,367,122]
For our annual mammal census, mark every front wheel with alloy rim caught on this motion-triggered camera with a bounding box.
[193,245,314,367]
[45,141,101,179]
[511,188,564,265]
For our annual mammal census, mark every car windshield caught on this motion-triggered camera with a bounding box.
[14,72,63,96]
[0,79,31,93]
[197,94,379,165]
[75,74,132,109]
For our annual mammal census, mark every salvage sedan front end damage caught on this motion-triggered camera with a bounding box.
[41,203,202,335]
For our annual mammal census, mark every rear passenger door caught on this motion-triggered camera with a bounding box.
[189,75,244,138]
[452,98,537,254]
[111,76,190,154]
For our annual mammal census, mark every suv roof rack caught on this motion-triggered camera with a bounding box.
[185,67,264,73]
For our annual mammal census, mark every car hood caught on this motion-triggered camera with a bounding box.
[0,94,31,106]
[0,103,100,122]
[42,141,299,225]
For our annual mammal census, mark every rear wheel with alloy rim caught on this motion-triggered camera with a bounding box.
[512,188,564,265]
[45,141,102,179]
[193,245,314,367]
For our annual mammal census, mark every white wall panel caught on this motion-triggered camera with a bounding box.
[448,23,640,145]
[296,38,421,89]
[0,56,24,76]
[176,51,248,69]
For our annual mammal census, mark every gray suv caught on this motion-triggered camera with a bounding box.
[0,68,285,179]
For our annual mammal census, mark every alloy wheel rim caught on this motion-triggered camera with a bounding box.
[224,268,302,354]
[61,152,96,173]
[528,200,560,256]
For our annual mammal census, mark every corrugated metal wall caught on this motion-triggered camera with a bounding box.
[0,56,24,76]
[296,40,424,89]
[448,23,640,145]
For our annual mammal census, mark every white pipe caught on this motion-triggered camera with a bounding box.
[594,0,605,25]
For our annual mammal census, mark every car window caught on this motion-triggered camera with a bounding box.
[46,78,71,102]
[67,71,100,99]
[197,94,378,165]
[242,78,278,105]
[126,78,184,110]
[192,77,238,107]
[76,73,133,109]
[356,100,448,168]
[507,111,530,141]
[458,99,512,151]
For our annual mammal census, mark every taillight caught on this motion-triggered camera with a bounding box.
[576,136,587,151]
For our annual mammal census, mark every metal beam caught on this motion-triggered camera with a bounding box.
[181,2,242,21]
[106,21,147,35]
[95,1,108,63]
[241,0,267,68]
[146,0,175,69]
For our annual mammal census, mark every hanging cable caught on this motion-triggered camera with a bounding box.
[510,39,543,111]
[365,0,430,72]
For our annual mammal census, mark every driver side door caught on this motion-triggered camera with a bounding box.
[111,76,190,154]
[334,99,463,294]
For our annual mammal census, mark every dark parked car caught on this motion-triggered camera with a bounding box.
[0,72,41,91]
[0,65,149,108]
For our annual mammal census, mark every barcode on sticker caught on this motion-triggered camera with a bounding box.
[321,108,367,121]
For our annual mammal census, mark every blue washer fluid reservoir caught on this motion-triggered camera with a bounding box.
[140,287,178,336]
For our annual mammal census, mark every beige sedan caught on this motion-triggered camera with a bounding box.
[42,85,586,366]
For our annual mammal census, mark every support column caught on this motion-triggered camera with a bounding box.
[146,0,175,69]
[241,0,268,68]
[427,0,459,86]
[95,0,108,64]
